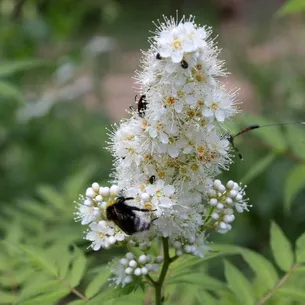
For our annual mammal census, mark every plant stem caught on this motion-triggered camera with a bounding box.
[257,263,299,305]
[154,237,172,305]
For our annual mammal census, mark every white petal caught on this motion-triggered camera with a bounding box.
[202,108,213,117]
[215,110,225,122]
[163,185,175,196]
[174,101,183,113]
[186,95,197,105]
[159,197,173,208]
[168,144,179,158]
[148,127,158,138]
[172,51,184,63]
[159,132,169,144]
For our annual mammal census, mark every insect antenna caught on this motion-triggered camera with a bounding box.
[228,121,305,160]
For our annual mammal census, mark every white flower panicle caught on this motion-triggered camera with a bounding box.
[110,252,163,287]
[75,15,250,286]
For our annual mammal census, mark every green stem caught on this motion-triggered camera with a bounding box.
[154,237,172,305]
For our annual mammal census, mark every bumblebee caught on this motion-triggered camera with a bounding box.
[106,196,155,235]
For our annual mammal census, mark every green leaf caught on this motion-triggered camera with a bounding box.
[171,255,202,274]
[241,249,278,290]
[284,164,305,211]
[168,273,226,291]
[242,153,275,184]
[277,287,305,300]
[85,265,112,298]
[20,278,61,301]
[64,166,96,202]
[0,81,22,102]
[224,261,255,305]
[17,199,55,220]
[270,222,294,271]
[55,245,72,279]
[0,291,18,304]
[67,300,87,305]
[36,185,65,210]
[196,291,218,305]
[295,232,305,263]
[213,244,278,291]
[20,245,58,277]
[68,248,87,287]
[277,0,305,16]
[294,266,305,273]
[285,125,305,159]
[225,261,254,305]
[0,59,48,77]
[21,288,70,305]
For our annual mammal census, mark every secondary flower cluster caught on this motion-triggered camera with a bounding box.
[75,15,249,278]
[110,252,163,287]
[206,180,249,233]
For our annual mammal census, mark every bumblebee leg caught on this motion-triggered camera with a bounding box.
[128,206,152,213]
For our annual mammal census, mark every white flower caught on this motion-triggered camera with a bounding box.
[146,180,176,209]
[86,221,126,250]
[76,204,100,225]
[157,26,187,63]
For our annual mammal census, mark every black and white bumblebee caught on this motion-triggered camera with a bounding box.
[106,196,156,235]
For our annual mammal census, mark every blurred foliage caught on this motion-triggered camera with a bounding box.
[277,0,305,16]
[1,0,305,304]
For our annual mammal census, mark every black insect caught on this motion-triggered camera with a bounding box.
[149,175,156,184]
[156,53,162,60]
[137,94,148,118]
[180,59,188,69]
[106,196,155,235]
[227,121,305,160]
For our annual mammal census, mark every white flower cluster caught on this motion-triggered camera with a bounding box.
[110,252,163,287]
[76,15,249,263]
[75,183,126,250]
[206,180,249,233]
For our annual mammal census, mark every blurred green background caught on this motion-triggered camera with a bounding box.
[1,0,305,304]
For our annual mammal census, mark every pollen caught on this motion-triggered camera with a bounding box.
[211,103,218,110]
[197,146,206,155]
[196,64,202,70]
[197,100,204,107]
[156,190,162,198]
[144,154,153,160]
[179,166,188,174]
[187,109,196,118]
[200,119,207,128]
[158,171,165,179]
[210,151,218,159]
[166,96,176,105]
[125,135,134,141]
[139,184,146,191]
[156,121,163,130]
[191,163,199,171]
[177,90,184,98]
[172,39,182,50]
[144,203,153,210]
[141,119,148,129]
[192,67,207,83]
